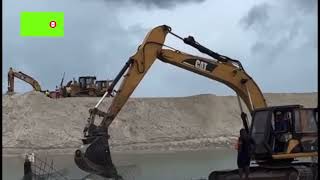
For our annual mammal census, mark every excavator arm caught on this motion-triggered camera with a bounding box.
[7,67,42,93]
[95,25,266,130]
[93,25,266,130]
[74,25,267,179]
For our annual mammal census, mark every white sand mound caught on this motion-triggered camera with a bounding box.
[2,91,317,155]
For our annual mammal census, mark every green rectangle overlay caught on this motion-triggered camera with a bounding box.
[20,12,64,37]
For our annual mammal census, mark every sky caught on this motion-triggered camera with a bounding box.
[3,0,318,97]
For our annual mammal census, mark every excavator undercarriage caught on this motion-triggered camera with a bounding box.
[209,162,318,180]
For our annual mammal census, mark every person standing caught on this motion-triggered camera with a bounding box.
[23,153,33,180]
[237,128,255,179]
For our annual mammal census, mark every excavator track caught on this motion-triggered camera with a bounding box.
[208,162,318,180]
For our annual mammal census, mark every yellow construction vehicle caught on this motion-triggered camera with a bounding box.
[63,76,98,97]
[61,77,113,97]
[7,67,42,94]
[96,80,113,97]
[74,25,318,179]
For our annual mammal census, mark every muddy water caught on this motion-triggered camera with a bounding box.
[2,149,237,180]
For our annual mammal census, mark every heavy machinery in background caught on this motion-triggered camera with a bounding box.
[7,67,113,98]
[7,67,43,94]
[61,76,113,97]
[96,80,113,97]
[74,25,318,180]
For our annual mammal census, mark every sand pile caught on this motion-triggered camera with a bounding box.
[2,91,317,155]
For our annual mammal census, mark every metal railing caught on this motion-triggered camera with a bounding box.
[29,155,69,180]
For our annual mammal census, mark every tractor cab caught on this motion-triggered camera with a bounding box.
[79,76,96,89]
[96,80,113,90]
[95,80,113,96]
[250,105,318,162]
[96,80,108,90]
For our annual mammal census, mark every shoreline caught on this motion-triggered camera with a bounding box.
[3,139,235,157]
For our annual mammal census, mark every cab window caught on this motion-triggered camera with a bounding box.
[86,78,95,85]
[295,109,317,133]
[79,78,86,88]
[251,111,270,142]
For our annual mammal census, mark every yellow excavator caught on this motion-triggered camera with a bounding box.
[7,67,42,94]
[74,25,318,179]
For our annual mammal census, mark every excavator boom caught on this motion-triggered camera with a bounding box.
[95,25,266,129]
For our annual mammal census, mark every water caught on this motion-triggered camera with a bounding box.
[3,149,238,180]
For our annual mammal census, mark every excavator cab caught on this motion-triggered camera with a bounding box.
[79,76,96,89]
[250,105,318,162]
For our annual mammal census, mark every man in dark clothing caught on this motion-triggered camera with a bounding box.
[237,128,255,180]
[274,111,289,152]
[23,155,32,180]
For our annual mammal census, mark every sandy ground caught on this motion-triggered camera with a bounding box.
[2,91,317,156]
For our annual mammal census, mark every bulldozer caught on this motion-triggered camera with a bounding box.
[62,76,113,97]
[74,25,318,180]
[96,80,113,97]
[62,76,97,97]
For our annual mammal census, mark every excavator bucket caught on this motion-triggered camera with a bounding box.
[74,135,122,180]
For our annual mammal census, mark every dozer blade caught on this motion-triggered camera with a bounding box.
[74,135,123,180]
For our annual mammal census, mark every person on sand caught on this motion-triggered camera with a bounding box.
[45,90,50,97]
[23,154,33,180]
[237,128,255,180]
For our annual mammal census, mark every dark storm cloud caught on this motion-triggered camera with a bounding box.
[240,3,271,29]
[103,0,205,9]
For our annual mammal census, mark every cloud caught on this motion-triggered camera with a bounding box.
[239,0,317,93]
[240,0,317,63]
[240,3,271,30]
[288,0,317,13]
[102,0,205,9]
[3,0,148,92]
[3,0,206,94]
[3,0,317,96]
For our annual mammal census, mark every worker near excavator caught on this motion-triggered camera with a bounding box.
[237,128,255,180]
[23,153,34,180]
[274,111,289,152]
